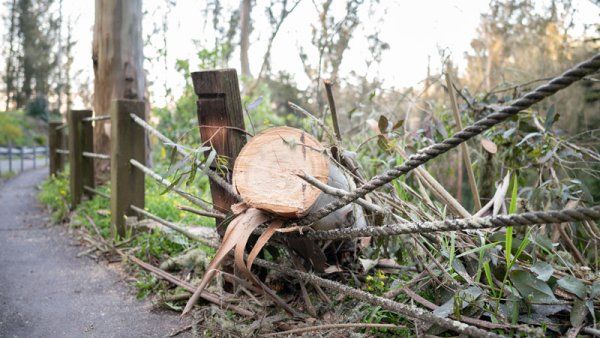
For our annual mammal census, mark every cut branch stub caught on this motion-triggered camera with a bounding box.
[233,126,329,218]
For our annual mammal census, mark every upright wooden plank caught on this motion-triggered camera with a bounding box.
[8,142,12,173]
[48,121,64,176]
[191,69,246,235]
[81,116,96,198]
[110,99,146,238]
[19,146,24,172]
[68,110,92,208]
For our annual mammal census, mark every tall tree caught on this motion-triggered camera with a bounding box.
[299,0,365,113]
[239,0,252,78]
[14,0,57,110]
[93,0,145,174]
[3,0,18,111]
[63,15,74,114]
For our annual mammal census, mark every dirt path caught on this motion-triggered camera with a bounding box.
[0,168,187,337]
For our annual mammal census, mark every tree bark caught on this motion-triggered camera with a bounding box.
[92,0,145,177]
[239,0,252,78]
[4,0,17,111]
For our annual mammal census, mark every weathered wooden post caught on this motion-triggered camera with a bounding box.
[110,99,146,238]
[48,121,65,176]
[32,146,36,169]
[81,115,96,199]
[8,142,13,173]
[191,69,247,236]
[67,110,93,208]
[19,146,24,172]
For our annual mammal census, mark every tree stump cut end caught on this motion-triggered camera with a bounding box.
[233,127,328,218]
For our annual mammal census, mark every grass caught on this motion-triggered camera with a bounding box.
[38,167,217,299]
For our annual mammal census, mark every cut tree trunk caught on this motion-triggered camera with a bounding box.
[93,0,145,178]
[233,126,354,230]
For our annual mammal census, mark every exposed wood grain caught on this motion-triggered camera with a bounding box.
[233,127,329,217]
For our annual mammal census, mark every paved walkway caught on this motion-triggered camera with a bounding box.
[0,168,187,337]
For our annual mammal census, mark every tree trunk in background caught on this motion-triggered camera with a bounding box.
[64,16,74,114]
[55,0,63,114]
[92,0,145,177]
[4,0,17,111]
[239,0,252,78]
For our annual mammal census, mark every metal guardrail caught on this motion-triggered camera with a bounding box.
[0,145,48,174]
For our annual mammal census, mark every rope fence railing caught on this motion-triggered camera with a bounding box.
[82,151,110,160]
[290,205,600,241]
[55,149,70,155]
[55,124,68,131]
[299,53,600,226]
[82,115,110,123]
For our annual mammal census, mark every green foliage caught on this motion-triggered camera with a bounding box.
[38,170,70,221]
[38,167,218,299]
[0,110,46,146]
[25,95,49,121]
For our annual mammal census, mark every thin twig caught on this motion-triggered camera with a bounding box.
[323,79,342,142]
[130,159,223,216]
[297,173,384,214]
[263,322,405,336]
[446,63,482,210]
[177,205,225,220]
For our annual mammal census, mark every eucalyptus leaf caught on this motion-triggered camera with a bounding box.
[530,261,554,281]
[509,269,557,302]
[544,105,558,130]
[202,149,217,175]
[557,276,587,299]
[516,132,541,147]
[586,299,596,324]
[433,286,482,318]
[246,96,263,111]
[570,298,588,327]
[378,115,389,133]
[591,280,600,299]
[359,258,378,273]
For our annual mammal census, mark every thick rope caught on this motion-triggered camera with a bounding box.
[294,205,600,240]
[82,151,110,160]
[300,54,600,226]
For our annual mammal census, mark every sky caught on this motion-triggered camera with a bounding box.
[1,0,599,109]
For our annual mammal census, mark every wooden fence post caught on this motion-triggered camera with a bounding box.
[110,99,146,238]
[48,121,65,176]
[191,69,247,236]
[67,110,93,208]
[19,146,24,172]
[8,142,13,173]
[81,115,96,199]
